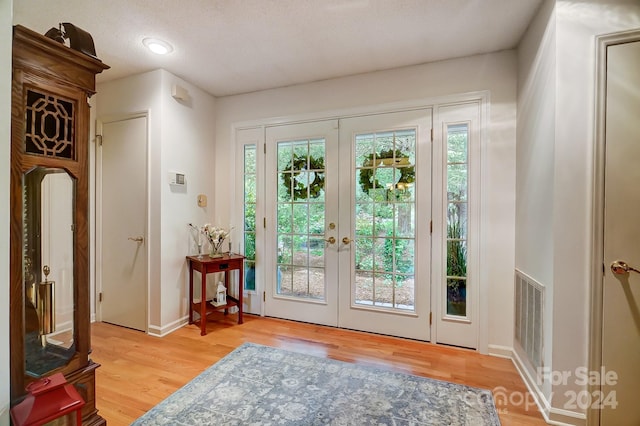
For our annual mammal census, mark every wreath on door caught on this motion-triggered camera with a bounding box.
[282,154,325,200]
[359,149,415,195]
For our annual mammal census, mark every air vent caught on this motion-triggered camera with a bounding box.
[515,270,544,370]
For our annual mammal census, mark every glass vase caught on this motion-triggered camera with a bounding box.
[210,242,224,258]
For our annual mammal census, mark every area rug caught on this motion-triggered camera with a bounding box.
[132,342,501,425]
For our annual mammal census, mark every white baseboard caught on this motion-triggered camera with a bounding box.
[1,405,9,426]
[148,316,189,337]
[91,313,188,337]
[487,344,513,359]
[547,407,588,426]
[511,349,587,426]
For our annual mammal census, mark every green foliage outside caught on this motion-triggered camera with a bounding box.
[354,202,414,278]
[446,213,466,278]
[446,127,468,316]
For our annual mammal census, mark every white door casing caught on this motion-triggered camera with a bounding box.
[97,115,148,331]
[236,127,265,316]
[433,102,481,349]
[239,97,486,347]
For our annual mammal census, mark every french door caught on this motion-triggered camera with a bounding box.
[264,120,340,326]
[264,110,432,340]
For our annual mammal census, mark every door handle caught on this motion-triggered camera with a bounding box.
[128,236,144,243]
[342,237,352,245]
[325,236,336,244]
[610,260,640,275]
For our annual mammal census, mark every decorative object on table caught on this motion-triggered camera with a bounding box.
[214,282,227,307]
[44,22,99,60]
[188,223,203,258]
[132,343,501,425]
[201,224,232,258]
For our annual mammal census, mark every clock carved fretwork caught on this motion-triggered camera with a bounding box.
[25,88,76,158]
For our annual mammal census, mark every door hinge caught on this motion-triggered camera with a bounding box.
[263,291,266,302]
[264,143,266,154]
[430,128,433,142]
[96,134,103,146]
[429,311,432,325]
[99,292,103,302]
[430,220,432,234]
[263,217,266,228]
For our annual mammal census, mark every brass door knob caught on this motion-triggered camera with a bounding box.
[342,237,352,245]
[610,260,640,275]
[325,236,336,244]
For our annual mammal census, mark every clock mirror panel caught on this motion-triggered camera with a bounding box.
[23,167,76,378]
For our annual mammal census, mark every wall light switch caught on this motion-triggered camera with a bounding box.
[197,194,207,207]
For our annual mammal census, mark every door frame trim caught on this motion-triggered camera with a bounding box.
[231,92,491,352]
[234,127,266,316]
[95,112,150,332]
[589,29,640,426]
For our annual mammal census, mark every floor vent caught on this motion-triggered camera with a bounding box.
[514,270,544,370]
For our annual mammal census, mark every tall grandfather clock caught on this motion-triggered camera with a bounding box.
[10,25,109,424]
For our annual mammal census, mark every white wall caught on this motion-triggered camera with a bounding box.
[96,69,215,335]
[516,0,556,401]
[1,1,12,423]
[517,0,640,423]
[158,71,216,329]
[215,51,518,351]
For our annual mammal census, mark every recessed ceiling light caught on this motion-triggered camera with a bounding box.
[143,37,173,55]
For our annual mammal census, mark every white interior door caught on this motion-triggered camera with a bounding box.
[338,110,432,341]
[98,115,148,331]
[601,39,640,426]
[264,120,339,326]
[41,172,74,342]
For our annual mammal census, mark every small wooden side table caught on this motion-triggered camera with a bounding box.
[186,254,245,336]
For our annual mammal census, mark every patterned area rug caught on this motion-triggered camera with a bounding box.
[133,343,501,425]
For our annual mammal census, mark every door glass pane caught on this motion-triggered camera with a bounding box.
[353,129,416,311]
[276,139,326,301]
[446,124,469,316]
[243,145,257,291]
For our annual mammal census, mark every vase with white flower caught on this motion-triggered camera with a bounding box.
[202,224,232,258]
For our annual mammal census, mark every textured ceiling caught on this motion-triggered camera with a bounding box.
[13,0,543,97]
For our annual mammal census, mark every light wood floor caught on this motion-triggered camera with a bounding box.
[91,314,547,425]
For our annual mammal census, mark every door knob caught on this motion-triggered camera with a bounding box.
[128,236,144,243]
[610,260,640,275]
[325,236,336,244]
[342,237,352,245]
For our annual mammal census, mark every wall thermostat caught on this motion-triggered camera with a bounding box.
[169,172,185,186]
